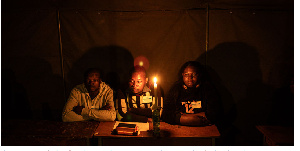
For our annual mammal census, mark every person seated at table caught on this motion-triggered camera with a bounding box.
[161,61,222,126]
[62,68,116,122]
[116,65,163,123]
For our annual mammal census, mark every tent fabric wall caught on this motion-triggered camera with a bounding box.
[2,10,66,120]
[204,9,293,144]
[1,0,293,145]
[60,9,207,95]
[4,0,291,10]
[210,0,293,9]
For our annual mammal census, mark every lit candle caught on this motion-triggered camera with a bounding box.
[153,77,158,106]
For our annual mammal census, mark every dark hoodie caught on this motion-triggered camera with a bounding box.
[161,81,223,126]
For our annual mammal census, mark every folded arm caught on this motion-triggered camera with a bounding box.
[179,113,211,126]
[62,89,90,122]
[81,89,116,121]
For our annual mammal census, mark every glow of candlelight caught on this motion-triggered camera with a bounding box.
[139,61,143,67]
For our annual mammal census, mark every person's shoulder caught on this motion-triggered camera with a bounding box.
[71,83,86,93]
[101,82,113,92]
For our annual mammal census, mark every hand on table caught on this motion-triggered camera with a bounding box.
[73,106,84,115]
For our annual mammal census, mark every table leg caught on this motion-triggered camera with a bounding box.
[86,138,90,146]
[98,137,103,146]
[212,138,215,146]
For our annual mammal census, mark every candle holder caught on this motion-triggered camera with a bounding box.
[152,77,160,137]
[152,106,160,137]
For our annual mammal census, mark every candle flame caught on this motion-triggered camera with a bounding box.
[153,77,157,84]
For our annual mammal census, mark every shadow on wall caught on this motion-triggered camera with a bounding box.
[267,45,294,127]
[197,42,274,145]
[2,69,32,120]
[1,57,66,121]
[66,45,134,95]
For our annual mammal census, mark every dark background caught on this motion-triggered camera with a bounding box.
[1,0,294,145]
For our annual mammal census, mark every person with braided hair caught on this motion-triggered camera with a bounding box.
[161,61,223,127]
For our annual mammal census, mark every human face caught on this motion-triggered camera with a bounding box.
[129,71,147,94]
[84,72,101,93]
[182,66,198,88]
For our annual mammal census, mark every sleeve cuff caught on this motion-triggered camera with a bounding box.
[81,107,89,116]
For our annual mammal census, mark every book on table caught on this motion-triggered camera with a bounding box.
[113,123,140,136]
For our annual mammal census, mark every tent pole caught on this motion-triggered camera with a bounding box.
[57,9,67,102]
[205,3,210,67]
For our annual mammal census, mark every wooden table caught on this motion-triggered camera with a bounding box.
[93,121,220,146]
[1,119,100,146]
[256,125,294,146]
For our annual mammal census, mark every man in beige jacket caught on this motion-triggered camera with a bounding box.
[62,68,116,122]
